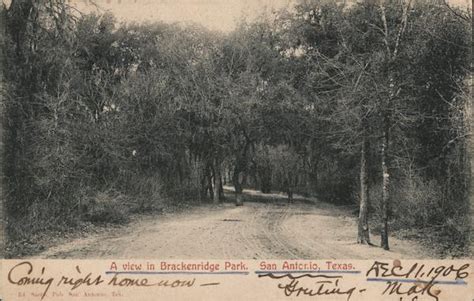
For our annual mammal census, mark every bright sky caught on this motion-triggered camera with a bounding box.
[0,0,468,31]
[71,0,292,32]
[1,0,468,32]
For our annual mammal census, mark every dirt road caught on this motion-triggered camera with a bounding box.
[37,189,431,259]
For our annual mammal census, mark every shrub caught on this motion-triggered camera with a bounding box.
[370,170,470,256]
[84,191,130,224]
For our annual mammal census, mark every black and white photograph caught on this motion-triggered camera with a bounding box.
[0,0,472,260]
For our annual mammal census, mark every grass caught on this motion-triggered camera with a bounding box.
[5,189,201,258]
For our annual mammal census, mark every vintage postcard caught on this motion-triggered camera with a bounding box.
[0,0,472,300]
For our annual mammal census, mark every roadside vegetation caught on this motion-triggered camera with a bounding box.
[2,0,471,258]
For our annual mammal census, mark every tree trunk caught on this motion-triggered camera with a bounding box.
[207,168,214,201]
[199,168,207,201]
[213,159,222,204]
[0,10,5,255]
[380,76,394,251]
[468,88,474,248]
[287,189,293,204]
[285,174,295,204]
[377,0,410,251]
[233,168,243,206]
[380,124,390,250]
[310,158,319,194]
[357,138,370,244]
[222,167,227,185]
[219,176,224,198]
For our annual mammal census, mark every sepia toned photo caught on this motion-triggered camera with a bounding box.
[0,0,472,263]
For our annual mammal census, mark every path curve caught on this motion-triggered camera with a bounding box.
[36,189,432,259]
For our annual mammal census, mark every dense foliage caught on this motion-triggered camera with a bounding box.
[2,0,471,256]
